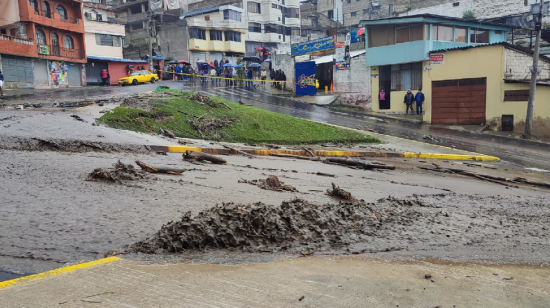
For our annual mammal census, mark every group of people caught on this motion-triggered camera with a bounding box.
[270,69,287,90]
[379,88,425,115]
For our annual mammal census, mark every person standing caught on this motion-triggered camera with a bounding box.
[379,89,386,107]
[210,66,216,83]
[101,69,108,86]
[175,65,182,81]
[154,64,161,80]
[415,88,425,115]
[0,70,4,97]
[261,68,267,85]
[404,89,415,115]
[224,67,230,86]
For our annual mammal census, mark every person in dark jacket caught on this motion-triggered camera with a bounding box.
[0,70,4,97]
[404,89,415,114]
[415,89,425,115]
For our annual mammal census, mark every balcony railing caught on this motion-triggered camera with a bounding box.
[59,16,79,24]
[33,10,80,24]
[0,34,34,45]
[37,44,84,59]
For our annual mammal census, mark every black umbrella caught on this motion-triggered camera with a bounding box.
[242,56,262,63]
[168,60,178,64]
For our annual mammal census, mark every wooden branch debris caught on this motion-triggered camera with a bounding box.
[316,172,337,178]
[420,166,550,189]
[270,153,321,161]
[184,150,227,164]
[222,144,255,158]
[159,128,176,138]
[177,110,199,118]
[325,157,396,170]
[135,160,185,175]
[303,147,316,157]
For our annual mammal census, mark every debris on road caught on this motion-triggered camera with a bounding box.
[239,175,297,192]
[325,157,396,170]
[270,153,321,161]
[425,274,432,279]
[127,195,415,254]
[222,144,255,158]
[135,160,185,175]
[316,172,337,178]
[159,128,176,139]
[70,115,87,123]
[86,160,147,183]
[184,150,227,164]
[326,183,354,200]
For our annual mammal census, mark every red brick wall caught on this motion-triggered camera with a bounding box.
[107,62,150,85]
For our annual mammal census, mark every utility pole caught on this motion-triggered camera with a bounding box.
[526,0,543,138]
[148,12,154,69]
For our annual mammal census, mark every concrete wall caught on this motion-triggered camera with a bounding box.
[156,24,188,61]
[84,32,124,58]
[505,48,550,81]
[107,61,150,85]
[271,52,295,91]
[334,53,371,110]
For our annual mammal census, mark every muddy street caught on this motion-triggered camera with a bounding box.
[1,146,549,277]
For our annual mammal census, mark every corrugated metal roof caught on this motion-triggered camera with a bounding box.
[360,14,512,30]
[429,42,550,61]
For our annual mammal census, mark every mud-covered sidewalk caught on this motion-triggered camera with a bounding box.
[2,256,549,308]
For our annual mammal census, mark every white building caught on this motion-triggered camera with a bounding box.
[243,0,301,55]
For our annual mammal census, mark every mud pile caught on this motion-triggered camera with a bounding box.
[238,175,297,192]
[86,160,149,183]
[129,197,423,254]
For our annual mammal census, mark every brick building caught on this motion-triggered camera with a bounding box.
[0,0,87,89]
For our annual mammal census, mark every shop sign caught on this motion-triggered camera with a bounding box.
[38,45,49,55]
[430,53,445,65]
[291,36,335,57]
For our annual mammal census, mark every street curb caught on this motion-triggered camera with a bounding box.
[150,145,500,162]
[0,257,121,290]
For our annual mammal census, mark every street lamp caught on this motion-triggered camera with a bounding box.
[525,0,544,138]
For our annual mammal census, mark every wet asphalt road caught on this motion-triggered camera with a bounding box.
[4,80,550,170]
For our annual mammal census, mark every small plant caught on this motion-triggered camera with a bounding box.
[463,10,476,20]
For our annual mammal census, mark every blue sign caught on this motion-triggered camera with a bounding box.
[295,61,317,97]
[291,36,335,57]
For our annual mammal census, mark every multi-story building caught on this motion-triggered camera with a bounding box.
[182,5,246,64]
[242,0,301,55]
[83,0,153,85]
[0,0,87,89]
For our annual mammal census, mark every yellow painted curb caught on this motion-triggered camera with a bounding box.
[402,153,501,162]
[0,257,121,290]
[151,145,500,162]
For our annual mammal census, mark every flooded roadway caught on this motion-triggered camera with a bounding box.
[3,80,549,169]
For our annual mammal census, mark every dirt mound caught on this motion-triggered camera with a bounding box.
[0,136,149,153]
[128,197,421,254]
[326,183,354,200]
[238,175,297,192]
[86,160,149,183]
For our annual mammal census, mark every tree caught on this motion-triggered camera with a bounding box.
[463,10,476,20]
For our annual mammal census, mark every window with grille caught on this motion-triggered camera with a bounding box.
[248,22,261,33]
[247,2,261,14]
[210,30,223,41]
[64,35,74,49]
[389,62,423,91]
[470,28,489,43]
[36,29,46,44]
[224,31,241,42]
[189,28,206,40]
[223,10,242,21]
[56,5,67,19]
[95,34,121,46]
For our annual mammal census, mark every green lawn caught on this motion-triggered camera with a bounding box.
[99,91,380,145]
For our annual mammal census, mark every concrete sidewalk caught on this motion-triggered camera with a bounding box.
[1,256,549,307]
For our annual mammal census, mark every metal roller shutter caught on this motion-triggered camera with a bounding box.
[67,63,81,86]
[1,56,34,88]
[191,51,206,63]
[209,52,223,63]
[431,78,487,125]
[33,60,49,85]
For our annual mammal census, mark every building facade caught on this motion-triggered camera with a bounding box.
[0,0,87,89]
[242,0,301,56]
[183,5,246,64]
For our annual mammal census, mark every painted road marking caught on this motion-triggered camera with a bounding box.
[0,257,121,290]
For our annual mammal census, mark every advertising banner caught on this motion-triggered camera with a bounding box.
[430,53,445,65]
[291,36,335,57]
[335,42,350,70]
